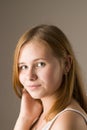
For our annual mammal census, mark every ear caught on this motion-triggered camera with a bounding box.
[64,55,72,74]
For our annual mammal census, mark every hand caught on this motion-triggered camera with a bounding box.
[19,89,42,124]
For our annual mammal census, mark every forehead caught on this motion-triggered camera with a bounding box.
[18,39,53,62]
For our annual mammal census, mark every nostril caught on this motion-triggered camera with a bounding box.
[29,73,38,81]
[28,70,38,81]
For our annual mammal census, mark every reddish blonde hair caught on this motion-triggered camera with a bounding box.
[13,25,87,120]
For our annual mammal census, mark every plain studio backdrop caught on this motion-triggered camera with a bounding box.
[0,0,87,130]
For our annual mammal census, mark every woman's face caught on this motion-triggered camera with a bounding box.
[18,39,64,99]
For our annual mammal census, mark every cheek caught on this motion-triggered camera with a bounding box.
[40,66,63,89]
[19,73,25,85]
[41,67,53,78]
[37,69,50,87]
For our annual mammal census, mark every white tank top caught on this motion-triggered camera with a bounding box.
[42,108,87,130]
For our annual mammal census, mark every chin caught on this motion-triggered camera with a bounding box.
[30,93,44,99]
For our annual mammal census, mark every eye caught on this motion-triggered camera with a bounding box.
[35,62,46,68]
[18,65,28,71]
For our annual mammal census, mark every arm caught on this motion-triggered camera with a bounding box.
[13,89,42,130]
[13,116,32,130]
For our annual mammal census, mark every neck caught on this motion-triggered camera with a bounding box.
[32,95,57,130]
[41,95,56,116]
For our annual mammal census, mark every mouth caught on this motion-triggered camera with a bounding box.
[28,84,41,90]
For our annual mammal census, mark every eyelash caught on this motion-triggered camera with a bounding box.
[18,65,28,71]
[18,62,46,71]
[35,62,46,68]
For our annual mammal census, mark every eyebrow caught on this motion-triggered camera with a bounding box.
[18,62,26,66]
[18,58,48,65]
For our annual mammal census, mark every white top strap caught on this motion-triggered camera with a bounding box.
[64,108,87,123]
[42,108,87,130]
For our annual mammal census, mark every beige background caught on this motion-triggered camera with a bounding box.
[0,0,87,130]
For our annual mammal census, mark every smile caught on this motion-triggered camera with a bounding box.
[28,84,41,90]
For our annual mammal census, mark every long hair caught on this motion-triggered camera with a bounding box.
[12,24,87,121]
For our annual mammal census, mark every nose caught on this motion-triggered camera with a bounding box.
[26,66,38,81]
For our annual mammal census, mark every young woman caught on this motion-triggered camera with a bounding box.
[13,25,87,130]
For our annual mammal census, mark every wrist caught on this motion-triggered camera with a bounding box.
[14,116,32,130]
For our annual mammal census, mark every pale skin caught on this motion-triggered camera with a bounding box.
[14,39,87,130]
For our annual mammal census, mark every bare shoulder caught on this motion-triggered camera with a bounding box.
[51,110,87,130]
